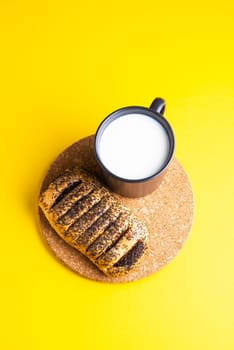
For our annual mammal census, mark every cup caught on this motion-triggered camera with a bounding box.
[94,98,175,198]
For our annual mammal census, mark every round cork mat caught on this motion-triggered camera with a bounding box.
[38,135,194,283]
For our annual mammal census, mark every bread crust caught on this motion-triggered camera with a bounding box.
[39,167,148,277]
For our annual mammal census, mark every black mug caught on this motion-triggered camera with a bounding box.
[94,98,175,198]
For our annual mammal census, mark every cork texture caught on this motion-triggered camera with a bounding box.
[38,135,194,283]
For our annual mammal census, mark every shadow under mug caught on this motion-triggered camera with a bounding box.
[94,98,175,198]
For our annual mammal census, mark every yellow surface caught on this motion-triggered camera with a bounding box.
[0,1,234,349]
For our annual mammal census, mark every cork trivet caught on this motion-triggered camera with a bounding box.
[38,135,194,283]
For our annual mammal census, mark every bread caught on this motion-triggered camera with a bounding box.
[39,167,148,277]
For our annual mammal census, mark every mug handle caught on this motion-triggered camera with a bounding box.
[150,97,165,115]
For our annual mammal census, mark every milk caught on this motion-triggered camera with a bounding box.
[98,113,170,180]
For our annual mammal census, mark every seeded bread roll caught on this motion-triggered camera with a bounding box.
[39,167,148,277]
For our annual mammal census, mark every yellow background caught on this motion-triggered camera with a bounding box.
[1,1,234,349]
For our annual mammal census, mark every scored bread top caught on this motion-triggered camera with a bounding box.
[39,167,148,277]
